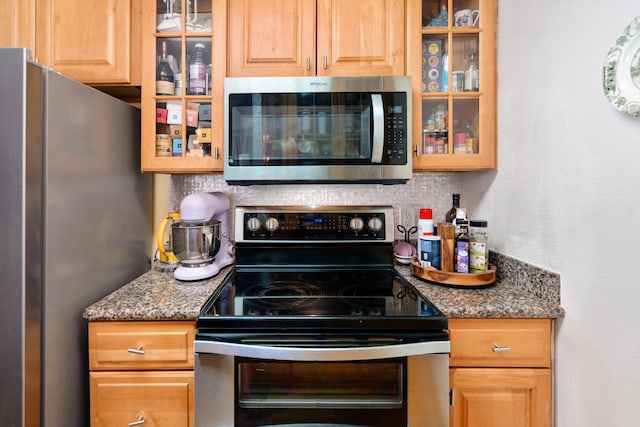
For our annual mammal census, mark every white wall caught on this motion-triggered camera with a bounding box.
[463,1,640,425]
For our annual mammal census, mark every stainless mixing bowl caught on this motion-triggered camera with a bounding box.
[171,219,221,266]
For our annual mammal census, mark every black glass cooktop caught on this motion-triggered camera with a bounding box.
[197,268,448,333]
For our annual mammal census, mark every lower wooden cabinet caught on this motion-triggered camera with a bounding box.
[88,321,195,427]
[90,371,194,427]
[448,318,553,427]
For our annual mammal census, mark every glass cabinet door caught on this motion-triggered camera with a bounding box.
[142,0,225,172]
[410,0,496,171]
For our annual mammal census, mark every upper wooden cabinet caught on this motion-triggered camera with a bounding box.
[228,0,405,77]
[0,0,141,86]
[408,0,497,171]
[140,0,226,173]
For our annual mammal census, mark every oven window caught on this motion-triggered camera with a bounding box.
[238,359,403,408]
[235,358,406,426]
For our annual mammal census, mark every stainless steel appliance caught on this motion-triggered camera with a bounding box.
[224,76,412,184]
[0,48,152,427]
[169,192,234,281]
[195,206,450,427]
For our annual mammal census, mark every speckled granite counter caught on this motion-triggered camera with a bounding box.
[83,252,564,321]
[82,266,234,321]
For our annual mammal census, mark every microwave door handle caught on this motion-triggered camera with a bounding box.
[194,339,450,361]
[371,94,384,164]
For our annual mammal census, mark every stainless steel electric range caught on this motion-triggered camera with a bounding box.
[195,206,450,427]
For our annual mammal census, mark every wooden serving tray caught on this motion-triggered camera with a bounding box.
[409,258,497,287]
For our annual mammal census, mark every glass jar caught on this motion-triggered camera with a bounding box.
[469,220,488,272]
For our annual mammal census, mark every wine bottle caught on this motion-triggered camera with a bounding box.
[445,193,460,223]
[156,40,175,96]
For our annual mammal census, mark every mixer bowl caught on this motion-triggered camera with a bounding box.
[171,220,221,266]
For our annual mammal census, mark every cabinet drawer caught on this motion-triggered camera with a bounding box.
[90,371,193,427]
[449,319,551,368]
[89,321,195,370]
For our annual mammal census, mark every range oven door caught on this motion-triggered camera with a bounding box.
[223,76,411,184]
[194,340,449,427]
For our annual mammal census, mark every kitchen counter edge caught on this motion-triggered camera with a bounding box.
[82,263,564,322]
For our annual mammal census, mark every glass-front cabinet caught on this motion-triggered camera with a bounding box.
[408,0,496,170]
[141,0,226,172]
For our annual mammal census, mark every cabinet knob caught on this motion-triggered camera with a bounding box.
[414,144,421,158]
[492,343,511,353]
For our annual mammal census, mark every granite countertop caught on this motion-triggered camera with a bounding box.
[82,266,234,321]
[83,252,565,321]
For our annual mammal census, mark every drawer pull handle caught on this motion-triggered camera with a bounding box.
[493,344,511,353]
[127,345,145,355]
[128,415,146,426]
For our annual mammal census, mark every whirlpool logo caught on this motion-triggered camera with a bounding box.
[309,81,328,87]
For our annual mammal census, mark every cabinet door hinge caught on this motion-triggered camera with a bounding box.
[449,388,454,406]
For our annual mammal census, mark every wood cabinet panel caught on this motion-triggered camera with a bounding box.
[228,0,404,77]
[449,318,553,427]
[90,371,194,427]
[228,0,316,76]
[449,318,551,368]
[34,0,140,85]
[316,0,405,76]
[0,0,35,51]
[450,368,551,427]
[89,321,195,370]
[408,0,497,171]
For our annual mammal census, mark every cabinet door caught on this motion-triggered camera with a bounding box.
[141,0,226,172]
[35,0,139,85]
[90,371,194,427]
[316,0,405,76]
[450,368,552,427]
[408,0,497,171]
[228,0,316,76]
[0,0,35,50]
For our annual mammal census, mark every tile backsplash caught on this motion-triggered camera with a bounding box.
[171,172,462,240]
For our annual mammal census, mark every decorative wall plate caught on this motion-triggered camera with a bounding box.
[603,16,640,117]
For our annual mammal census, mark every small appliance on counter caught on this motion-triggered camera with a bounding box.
[158,192,234,281]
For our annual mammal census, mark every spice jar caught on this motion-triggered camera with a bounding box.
[469,220,488,272]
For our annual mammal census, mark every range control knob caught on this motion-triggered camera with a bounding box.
[246,217,261,232]
[368,216,383,232]
[349,217,365,232]
[265,217,280,232]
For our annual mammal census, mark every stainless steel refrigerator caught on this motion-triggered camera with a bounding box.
[0,48,152,427]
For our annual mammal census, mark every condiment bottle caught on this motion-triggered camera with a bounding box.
[469,220,489,272]
[455,221,470,273]
[418,208,434,237]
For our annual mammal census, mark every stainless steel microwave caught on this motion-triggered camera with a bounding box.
[223,75,412,184]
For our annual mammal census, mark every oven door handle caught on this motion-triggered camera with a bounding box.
[194,340,450,361]
[370,93,384,164]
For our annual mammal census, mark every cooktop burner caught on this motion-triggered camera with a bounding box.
[197,268,446,331]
